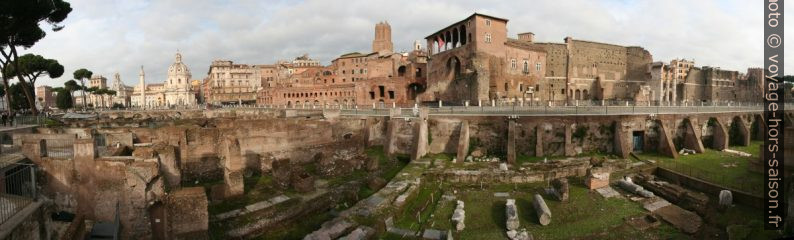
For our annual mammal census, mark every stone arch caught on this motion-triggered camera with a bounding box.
[452,28,459,48]
[459,25,467,45]
[446,56,461,79]
[407,83,424,100]
[575,89,581,100]
[703,117,728,150]
[397,66,406,77]
[314,100,320,106]
[729,116,750,146]
[287,101,292,108]
[751,114,766,140]
[445,31,452,51]
[583,90,589,100]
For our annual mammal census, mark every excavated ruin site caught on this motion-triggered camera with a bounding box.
[2,108,793,240]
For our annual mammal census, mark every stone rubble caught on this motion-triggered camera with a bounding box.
[722,149,752,157]
[451,200,466,231]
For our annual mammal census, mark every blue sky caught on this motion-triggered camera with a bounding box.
[20,0,792,87]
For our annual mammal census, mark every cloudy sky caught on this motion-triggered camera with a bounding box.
[20,0,792,87]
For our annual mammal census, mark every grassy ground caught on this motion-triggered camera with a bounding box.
[414,181,688,240]
[635,140,764,195]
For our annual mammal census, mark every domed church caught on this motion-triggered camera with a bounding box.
[131,51,198,108]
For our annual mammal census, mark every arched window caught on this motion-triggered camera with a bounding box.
[398,66,407,77]
[523,61,529,74]
[485,33,491,43]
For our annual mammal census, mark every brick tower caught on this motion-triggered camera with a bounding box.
[372,21,394,53]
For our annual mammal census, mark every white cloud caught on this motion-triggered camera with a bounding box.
[18,0,792,88]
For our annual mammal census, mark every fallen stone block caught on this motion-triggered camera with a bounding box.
[422,228,444,240]
[655,204,702,234]
[585,167,611,190]
[595,186,621,199]
[338,226,375,240]
[643,198,672,212]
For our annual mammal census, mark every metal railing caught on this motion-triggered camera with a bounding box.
[94,101,793,118]
[657,160,761,196]
[0,115,49,128]
[0,163,36,224]
[45,138,75,159]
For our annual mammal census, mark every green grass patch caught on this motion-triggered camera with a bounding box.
[636,140,764,195]
[434,181,686,240]
[394,184,443,231]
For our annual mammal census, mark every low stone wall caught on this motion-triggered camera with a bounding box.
[430,160,590,184]
[654,167,762,209]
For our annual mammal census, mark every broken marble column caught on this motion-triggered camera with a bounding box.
[617,179,655,198]
[222,136,245,197]
[455,121,469,163]
[451,200,465,231]
[533,194,551,226]
[505,199,519,230]
[548,178,569,202]
[718,190,733,211]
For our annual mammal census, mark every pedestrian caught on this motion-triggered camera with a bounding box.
[1,113,6,127]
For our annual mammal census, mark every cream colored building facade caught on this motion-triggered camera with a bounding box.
[131,52,197,108]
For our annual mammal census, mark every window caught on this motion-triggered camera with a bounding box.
[388,91,394,99]
[379,86,385,97]
[485,33,491,43]
[523,61,529,74]
[485,19,491,26]
[511,59,517,69]
[536,63,541,72]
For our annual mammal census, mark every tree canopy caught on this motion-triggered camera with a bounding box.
[0,0,73,49]
[55,88,72,110]
[72,68,92,80]
[1,0,72,115]
[4,53,64,85]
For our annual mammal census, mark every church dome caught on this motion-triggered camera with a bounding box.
[168,52,191,75]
